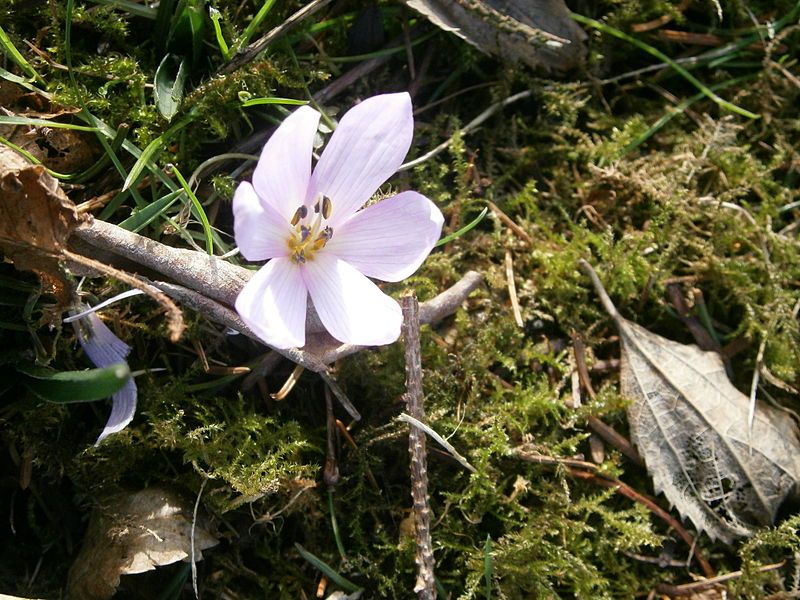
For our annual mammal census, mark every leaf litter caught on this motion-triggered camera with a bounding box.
[580,259,800,543]
[66,487,218,600]
[0,153,82,310]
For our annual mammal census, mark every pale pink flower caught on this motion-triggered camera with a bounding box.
[233,93,444,349]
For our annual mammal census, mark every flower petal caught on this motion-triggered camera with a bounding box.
[302,253,401,346]
[74,312,131,366]
[326,191,443,282]
[96,379,137,444]
[252,105,320,221]
[72,312,138,444]
[235,257,308,349]
[233,181,290,261]
[309,93,413,226]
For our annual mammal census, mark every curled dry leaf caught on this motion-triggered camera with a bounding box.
[67,487,218,600]
[580,260,800,543]
[403,0,586,71]
[0,149,83,309]
[1,87,97,173]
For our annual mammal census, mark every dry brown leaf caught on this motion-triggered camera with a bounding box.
[67,488,218,600]
[581,260,800,543]
[403,0,586,71]
[0,157,83,308]
[1,92,96,173]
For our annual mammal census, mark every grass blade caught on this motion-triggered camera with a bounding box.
[234,0,278,51]
[88,0,158,19]
[570,12,760,120]
[618,75,755,158]
[241,96,308,107]
[123,114,194,191]
[0,115,97,131]
[435,207,488,247]
[118,189,184,232]
[170,165,215,254]
[209,7,231,60]
[294,543,361,594]
[0,25,42,81]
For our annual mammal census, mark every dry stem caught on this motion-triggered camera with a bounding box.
[402,294,436,599]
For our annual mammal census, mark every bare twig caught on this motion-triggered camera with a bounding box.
[74,218,249,306]
[398,90,533,171]
[571,332,597,400]
[656,561,785,597]
[402,294,436,599]
[218,0,334,75]
[320,371,361,422]
[418,270,483,323]
[586,416,644,467]
[241,351,282,390]
[64,249,184,342]
[488,200,533,245]
[513,447,715,579]
[150,280,329,372]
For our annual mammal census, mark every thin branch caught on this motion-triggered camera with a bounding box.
[398,90,533,171]
[488,200,533,245]
[656,561,785,597]
[513,447,715,579]
[218,0,334,75]
[74,218,249,306]
[402,294,436,599]
[74,219,482,368]
[151,280,328,373]
[320,371,361,422]
[64,249,184,342]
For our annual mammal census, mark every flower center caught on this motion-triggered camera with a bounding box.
[287,195,334,263]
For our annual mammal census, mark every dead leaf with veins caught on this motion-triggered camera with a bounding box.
[580,260,800,543]
[67,488,218,600]
[0,88,97,174]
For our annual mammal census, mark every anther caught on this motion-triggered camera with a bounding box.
[300,225,311,241]
[290,205,308,226]
[321,196,332,219]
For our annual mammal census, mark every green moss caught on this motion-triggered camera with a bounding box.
[3,0,800,596]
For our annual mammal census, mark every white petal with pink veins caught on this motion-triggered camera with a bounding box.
[233,182,291,261]
[326,191,443,282]
[308,93,413,226]
[236,258,308,349]
[302,254,402,346]
[252,105,320,221]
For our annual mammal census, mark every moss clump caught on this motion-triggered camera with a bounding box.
[2,0,800,597]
